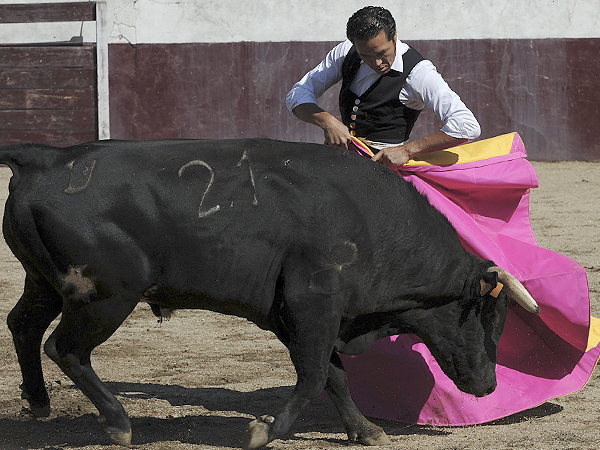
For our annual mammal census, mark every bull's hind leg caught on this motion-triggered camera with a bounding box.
[43,293,139,447]
[7,275,62,417]
[325,353,390,445]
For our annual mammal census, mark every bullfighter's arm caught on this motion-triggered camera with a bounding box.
[371,131,468,170]
[292,103,354,149]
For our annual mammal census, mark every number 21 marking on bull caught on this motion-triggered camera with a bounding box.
[178,151,258,219]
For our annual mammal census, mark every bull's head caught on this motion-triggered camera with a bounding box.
[405,266,539,397]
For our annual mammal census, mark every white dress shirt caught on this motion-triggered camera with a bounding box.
[286,39,481,144]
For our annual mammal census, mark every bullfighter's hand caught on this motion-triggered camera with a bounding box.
[323,119,354,150]
[371,145,412,170]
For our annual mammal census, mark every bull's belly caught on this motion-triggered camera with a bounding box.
[140,283,273,327]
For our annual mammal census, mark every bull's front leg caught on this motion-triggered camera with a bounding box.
[243,392,312,449]
[242,331,334,449]
[243,352,391,449]
[242,286,342,449]
[325,353,390,445]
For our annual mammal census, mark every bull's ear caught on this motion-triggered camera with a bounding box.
[479,270,499,297]
[479,279,492,296]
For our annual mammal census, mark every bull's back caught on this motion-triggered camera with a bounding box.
[1,138,468,317]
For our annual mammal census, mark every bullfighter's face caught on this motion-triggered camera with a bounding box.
[354,30,397,75]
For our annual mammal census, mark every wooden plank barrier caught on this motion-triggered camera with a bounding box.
[0,2,98,147]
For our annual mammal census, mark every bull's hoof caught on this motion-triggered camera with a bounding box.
[242,415,275,450]
[359,430,391,446]
[20,387,51,418]
[106,426,132,448]
[348,423,391,446]
[29,404,51,418]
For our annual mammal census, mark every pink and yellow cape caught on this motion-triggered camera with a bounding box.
[344,133,600,425]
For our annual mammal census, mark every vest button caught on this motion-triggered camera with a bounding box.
[350,130,356,136]
[355,99,361,105]
[351,114,357,121]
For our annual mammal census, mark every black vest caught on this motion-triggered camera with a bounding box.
[339,46,424,143]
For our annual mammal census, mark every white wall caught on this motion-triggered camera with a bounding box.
[1,0,599,44]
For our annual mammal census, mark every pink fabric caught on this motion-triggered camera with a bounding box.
[340,133,600,425]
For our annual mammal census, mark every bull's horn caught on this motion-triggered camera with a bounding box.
[487,267,541,314]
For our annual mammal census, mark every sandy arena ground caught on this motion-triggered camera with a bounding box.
[0,161,599,450]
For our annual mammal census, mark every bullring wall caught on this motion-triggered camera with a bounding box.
[1,0,599,160]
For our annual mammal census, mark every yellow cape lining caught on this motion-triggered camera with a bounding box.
[404,132,516,167]
[587,316,600,352]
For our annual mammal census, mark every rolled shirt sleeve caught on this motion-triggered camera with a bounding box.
[285,41,351,119]
[402,60,481,141]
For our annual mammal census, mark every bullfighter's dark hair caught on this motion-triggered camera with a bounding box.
[346,6,396,43]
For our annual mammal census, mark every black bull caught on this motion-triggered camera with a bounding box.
[0,139,540,448]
